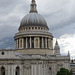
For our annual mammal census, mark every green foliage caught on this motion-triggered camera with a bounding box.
[56,68,72,75]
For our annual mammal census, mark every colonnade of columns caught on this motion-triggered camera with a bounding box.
[0,64,52,75]
[15,37,53,49]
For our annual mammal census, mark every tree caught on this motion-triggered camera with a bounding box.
[56,68,72,75]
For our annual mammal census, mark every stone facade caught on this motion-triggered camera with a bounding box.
[0,50,70,75]
[70,60,75,75]
[0,0,71,75]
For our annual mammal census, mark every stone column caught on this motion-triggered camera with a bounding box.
[38,37,40,48]
[45,38,47,48]
[26,68,29,75]
[38,37,41,48]
[17,39,19,49]
[42,65,44,75]
[40,64,43,75]
[6,70,8,75]
[18,38,19,49]
[12,65,15,75]
[51,39,53,49]
[15,39,18,49]
[30,37,31,48]
[38,64,40,75]
[25,68,27,75]
[48,39,50,49]
[31,65,33,75]
[19,38,23,49]
[26,37,27,48]
[36,64,38,75]
[29,67,31,75]
[34,65,36,75]
[42,63,46,75]
[20,65,23,75]
[8,65,11,75]
[42,37,44,48]
[23,66,26,75]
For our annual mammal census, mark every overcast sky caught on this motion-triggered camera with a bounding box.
[0,0,75,58]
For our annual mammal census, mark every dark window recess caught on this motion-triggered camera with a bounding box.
[24,37,26,48]
[15,67,20,75]
[31,37,34,48]
[49,67,51,70]
[40,37,42,48]
[27,37,30,48]
[32,27,34,29]
[2,52,4,55]
[43,37,46,48]
[29,27,31,29]
[35,27,37,29]
[38,27,40,29]
[1,66,5,75]
[18,39,19,48]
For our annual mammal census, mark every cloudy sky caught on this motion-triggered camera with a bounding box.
[0,0,75,58]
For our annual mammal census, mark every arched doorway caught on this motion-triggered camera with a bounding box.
[1,66,5,75]
[15,66,20,75]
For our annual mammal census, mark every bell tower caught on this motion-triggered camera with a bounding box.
[54,39,60,55]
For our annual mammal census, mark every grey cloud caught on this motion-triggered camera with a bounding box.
[51,23,75,38]
[0,0,75,48]
[0,25,17,39]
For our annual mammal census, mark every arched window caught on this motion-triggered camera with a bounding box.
[15,66,20,75]
[1,66,5,75]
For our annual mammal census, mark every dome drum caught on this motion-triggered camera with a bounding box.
[15,36,53,51]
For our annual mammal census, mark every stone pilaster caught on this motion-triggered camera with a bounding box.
[45,38,47,48]
[48,39,51,49]
[8,65,10,75]
[31,65,33,75]
[51,39,53,49]
[26,37,27,48]
[34,65,36,75]
[42,37,44,48]
[30,37,31,48]
[38,64,40,75]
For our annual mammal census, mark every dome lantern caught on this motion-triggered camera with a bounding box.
[30,0,38,13]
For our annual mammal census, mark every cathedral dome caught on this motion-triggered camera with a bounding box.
[19,0,49,29]
[20,13,48,29]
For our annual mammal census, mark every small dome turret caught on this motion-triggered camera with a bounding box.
[54,39,60,55]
